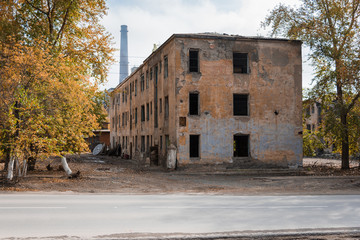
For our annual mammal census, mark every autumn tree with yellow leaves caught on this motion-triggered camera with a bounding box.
[0,0,114,180]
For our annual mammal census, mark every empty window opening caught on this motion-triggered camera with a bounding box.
[159,98,162,113]
[189,135,200,158]
[233,94,248,116]
[135,136,138,151]
[189,93,199,115]
[234,135,249,157]
[141,136,145,152]
[160,136,163,150]
[150,102,152,115]
[189,50,199,72]
[146,135,149,152]
[233,53,248,73]
[165,96,169,119]
[164,56,168,78]
[146,103,149,121]
[141,74,145,92]
[141,105,145,122]
[165,135,169,152]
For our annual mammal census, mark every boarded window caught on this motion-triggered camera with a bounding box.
[179,117,186,127]
[190,135,200,158]
[234,135,249,157]
[233,53,248,73]
[189,50,199,72]
[233,94,248,116]
[189,93,199,115]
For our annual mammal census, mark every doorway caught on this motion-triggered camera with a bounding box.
[234,135,249,157]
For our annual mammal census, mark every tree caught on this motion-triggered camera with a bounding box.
[263,0,360,169]
[0,0,114,179]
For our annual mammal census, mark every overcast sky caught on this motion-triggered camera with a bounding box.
[101,0,313,90]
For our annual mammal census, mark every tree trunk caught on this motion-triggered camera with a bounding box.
[7,156,15,181]
[22,159,28,177]
[60,156,72,176]
[341,112,350,169]
[16,157,21,177]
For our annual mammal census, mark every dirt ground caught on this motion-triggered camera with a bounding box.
[1,154,360,195]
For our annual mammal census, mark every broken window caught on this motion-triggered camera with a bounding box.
[164,56,168,78]
[233,94,248,116]
[150,101,152,115]
[141,105,145,122]
[135,136,138,151]
[147,135,149,152]
[141,74,145,92]
[189,50,199,72]
[160,136,163,150]
[164,96,169,119]
[141,136,145,152]
[146,103,149,121]
[189,134,200,158]
[233,135,249,157]
[189,93,199,115]
[165,135,169,152]
[159,98,162,113]
[233,52,248,73]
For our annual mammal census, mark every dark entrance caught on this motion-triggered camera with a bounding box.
[234,135,249,157]
[189,135,200,158]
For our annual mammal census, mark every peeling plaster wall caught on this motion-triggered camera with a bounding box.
[109,34,302,168]
[175,36,302,168]
[109,39,177,165]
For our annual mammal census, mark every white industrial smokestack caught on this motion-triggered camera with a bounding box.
[119,25,129,83]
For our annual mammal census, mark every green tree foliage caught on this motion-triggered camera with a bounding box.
[0,0,114,178]
[263,0,360,169]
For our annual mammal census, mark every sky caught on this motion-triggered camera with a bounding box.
[101,0,314,90]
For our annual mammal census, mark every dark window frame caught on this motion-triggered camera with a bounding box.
[164,56,168,78]
[233,52,249,74]
[189,134,200,158]
[233,94,248,116]
[164,96,169,119]
[141,105,145,122]
[189,92,199,115]
[189,49,199,73]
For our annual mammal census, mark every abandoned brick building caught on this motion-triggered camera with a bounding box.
[109,33,303,168]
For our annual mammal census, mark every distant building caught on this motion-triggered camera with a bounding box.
[304,101,322,132]
[86,121,110,151]
[109,33,303,168]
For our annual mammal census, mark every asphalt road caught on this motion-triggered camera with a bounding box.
[0,194,359,239]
